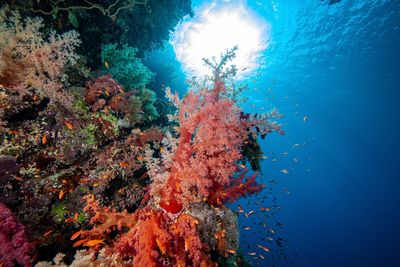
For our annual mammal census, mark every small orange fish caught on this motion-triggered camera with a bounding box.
[42,134,47,144]
[238,164,246,169]
[104,90,110,97]
[43,230,54,237]
[64,217,74,223]
[73,239,87,248]
[33,95,38,102]
[259,254,265,259]
[74,213,79,221]
[14,176,23,181]
[118,187,126,194]
[79,179,90,184]
[280,169,289,174]
[70,229,83,241]
[59,190,64,200]
[8,130,19,135]
[247,252,256,256]
[244,227,251,230]
[225,249,236,254]
[104,61,109,69]
[119,162,129,168]
[136,156,145,161]
[84,239,104,247]
[257,244,270,252]
[93,183,99,187]
[64,121,74,130]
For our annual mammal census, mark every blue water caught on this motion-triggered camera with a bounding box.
[148,0,400,266]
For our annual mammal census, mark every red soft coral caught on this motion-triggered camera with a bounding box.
[208,167,263,206]
[154,80,255,213]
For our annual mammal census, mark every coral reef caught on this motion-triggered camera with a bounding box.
[0,4,281,266]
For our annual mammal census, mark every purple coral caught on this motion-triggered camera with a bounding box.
[0,203,33,267]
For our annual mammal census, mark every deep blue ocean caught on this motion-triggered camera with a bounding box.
[146,0,400,266]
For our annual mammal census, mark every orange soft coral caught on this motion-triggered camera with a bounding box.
[73,195,137,249]
[82,197,213,267]
[113,208,171,266]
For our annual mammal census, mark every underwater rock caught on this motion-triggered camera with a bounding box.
[0,155,21,204]
[188,203,239,253]
[0,155,20,180]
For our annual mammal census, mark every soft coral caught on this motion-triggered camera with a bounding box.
[154,79,255,213]
[0,8,80,108]
[0,203,34,267]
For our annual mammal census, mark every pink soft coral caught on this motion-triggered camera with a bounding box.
[0,8,80,107]
[0,203,34,267]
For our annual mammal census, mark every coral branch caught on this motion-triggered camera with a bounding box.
[208,167,263,206]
